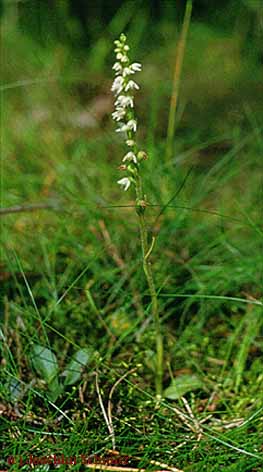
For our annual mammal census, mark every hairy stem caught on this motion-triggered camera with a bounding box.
[135,174,163,398]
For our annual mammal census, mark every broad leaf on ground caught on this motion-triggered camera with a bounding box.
[31,344,61,401]
[63,348,92,386]
[164,374,203,400]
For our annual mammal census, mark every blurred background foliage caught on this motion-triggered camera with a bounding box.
[1,0,263,51]
[2,0,262,137]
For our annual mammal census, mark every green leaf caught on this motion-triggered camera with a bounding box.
[31,344,61,401]
[31,344,59,383]
[164,374,203,400]
[63,348,92,386]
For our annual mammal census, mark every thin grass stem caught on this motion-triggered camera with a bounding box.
[166,0,192,161]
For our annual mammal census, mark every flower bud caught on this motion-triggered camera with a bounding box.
[137,151,148,162]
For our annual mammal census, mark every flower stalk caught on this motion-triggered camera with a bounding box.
[111,33,163,398]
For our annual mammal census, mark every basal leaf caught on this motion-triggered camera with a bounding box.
[63,348,92,386]
[31,344,59,385]
[164,374,203,400]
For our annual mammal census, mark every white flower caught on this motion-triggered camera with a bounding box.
[125,80,140,92]
[117,177,131,191]
[111,76,124,95]
[112,62,122,74]
[122,67,133,77]
[122,63,142,76]
[116,52,128,63]
[126,139,135,147]
[116,119,137,133]
[115,95,134,108]
[130,62,142,72]
[114,39,122,48]
[123,151,137,163]
[112,108,126,121]
[126,119,137,132]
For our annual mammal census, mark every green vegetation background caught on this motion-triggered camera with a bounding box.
[1,1,262,471]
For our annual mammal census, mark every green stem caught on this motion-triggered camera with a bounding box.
[135,174,163,398]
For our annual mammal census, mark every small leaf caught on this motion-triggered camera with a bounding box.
[31,344,59,384]
[164,374,203,400]
[63,348,92,386]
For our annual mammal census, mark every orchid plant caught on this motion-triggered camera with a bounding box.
[111,33,163,399]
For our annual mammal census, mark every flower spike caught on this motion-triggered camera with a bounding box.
[111,34,144,190]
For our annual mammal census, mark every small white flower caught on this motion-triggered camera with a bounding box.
[125,80,140,92]
[111,76,124,95]
[123,151,137,163]
[112,108,126,121]
[116,52,128,63]
[116,119,137,133]
[117,177,131,191]
[116,123,126,133]
[126,119,137,132]
[130,62,142,72]
[126,139,135,147]
[112,62,122,74]
[122,67,132,77]
[115,95,134,108]
[123,63,142,76]
[116,123,128,133]
[114,40,122,47]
